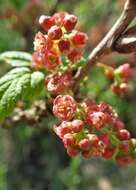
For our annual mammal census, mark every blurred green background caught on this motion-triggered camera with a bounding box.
[0,0,136,189]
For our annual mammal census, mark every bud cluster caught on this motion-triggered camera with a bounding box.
[98,63,130,95]
[112,63,130,94]
[53,95,136,165]
[32,12,88,94]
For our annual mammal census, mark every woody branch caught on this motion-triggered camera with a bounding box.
[73,0,136,92]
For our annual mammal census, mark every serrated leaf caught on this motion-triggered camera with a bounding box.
[7,60,31,67]
[0,51,32,61]
[0,51,32,67]
[0,67,45,122]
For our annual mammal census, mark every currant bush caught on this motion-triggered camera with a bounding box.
[0,10,135,167]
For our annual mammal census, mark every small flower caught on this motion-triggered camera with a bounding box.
[34,32,46,52]
[44,50,61,70]
[53,95,77,121]
[32,51,46,68]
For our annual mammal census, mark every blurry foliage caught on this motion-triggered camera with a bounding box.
[0,0,136,190]
[0,20,25,52]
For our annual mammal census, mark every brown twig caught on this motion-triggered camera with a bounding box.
[114,35,136,53]
[73,0,136,92]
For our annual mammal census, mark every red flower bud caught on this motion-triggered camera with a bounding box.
[99,134,110,146]
[119,142,130,153]
[67,48,82,64]
[71,119,84,132]
[67,147,79,157]
[71,31,88,47]
[113,119,125,131]
[115,63,130,78]
[63,14,77,31]
[53,121,72,139]
[58,39,70,53]
[88,134,99,146]
[116,156,134,166]
[48,25,62,40]
[86,111,110,129]
[63,133,75,148]
[117,129,130,140]
[102,147,115,160]
[39,15,55,31]
[79,138,91,151]
[53,12,67,26]
[44,35,53,50]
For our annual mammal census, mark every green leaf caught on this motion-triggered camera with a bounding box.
[0,67,45,122]
[0,51,32,67]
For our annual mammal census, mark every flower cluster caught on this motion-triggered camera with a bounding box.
[98,63,130,95]
[31,12,135,166]
[32,12,88,94]
[53,95,136,165]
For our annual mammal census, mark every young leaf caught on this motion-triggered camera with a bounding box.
[0,67,45,122]
[0,51,32,67]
